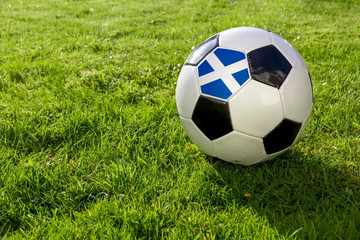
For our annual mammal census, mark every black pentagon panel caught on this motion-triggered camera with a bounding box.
[185,34,219,66]
[263,119,302,154]
[192,96,232,140]
[247,45,292,88]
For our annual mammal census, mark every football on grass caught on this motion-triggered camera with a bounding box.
[176,27,313,165]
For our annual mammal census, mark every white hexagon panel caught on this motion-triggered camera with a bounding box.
[219,27,272,53]
[280,68,313,123]
[229,80,284,138]
[175,66,200,119]
[212,131,266,165]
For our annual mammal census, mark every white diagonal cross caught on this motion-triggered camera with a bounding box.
[198,52,248,94]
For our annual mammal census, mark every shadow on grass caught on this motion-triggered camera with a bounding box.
[207,148,360,238]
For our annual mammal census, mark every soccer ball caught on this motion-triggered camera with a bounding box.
[176,27,313,165]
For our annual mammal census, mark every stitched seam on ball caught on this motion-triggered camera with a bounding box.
[231,130,263,140]
[180,115,262,141]
[217,45,247,54]
[279,89,286,120]
[179,115,215,155]
[226,69,252,102]
[292,65,309,74]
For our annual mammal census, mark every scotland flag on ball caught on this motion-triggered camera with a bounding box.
[198,48,250,100]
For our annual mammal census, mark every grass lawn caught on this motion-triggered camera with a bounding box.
[0,0,359,239]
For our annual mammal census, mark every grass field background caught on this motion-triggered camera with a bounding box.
[0,0,359,239]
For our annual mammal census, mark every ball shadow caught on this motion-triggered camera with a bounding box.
[205,148,359,237]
